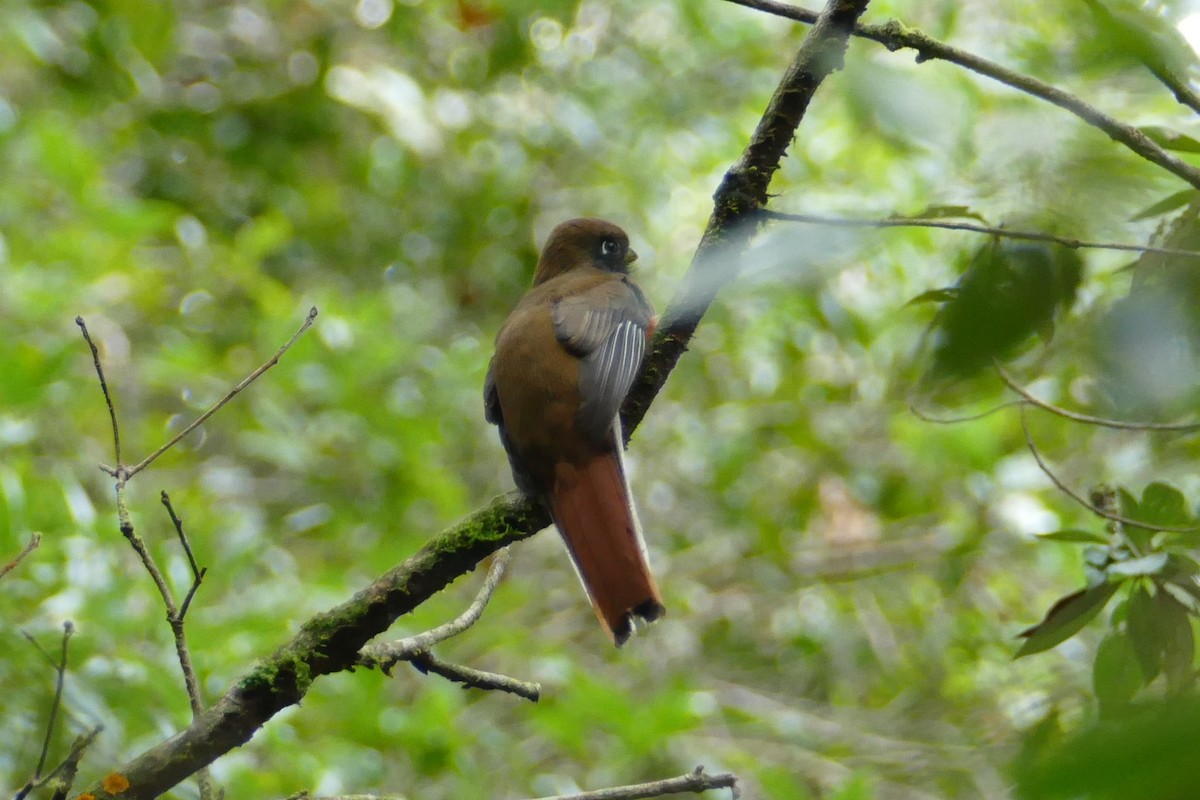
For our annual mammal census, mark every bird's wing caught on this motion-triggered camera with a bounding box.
[483,356,502,425]
[553,282,652,444]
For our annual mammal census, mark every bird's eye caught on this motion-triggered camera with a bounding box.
[600,238,620,257]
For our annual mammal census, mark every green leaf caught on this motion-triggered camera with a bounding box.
[1037,529,1109,544]
[1130,189,1199,221]
[1108,551,1169,577]
[1142,126,1200,153]
[904,287,958,307]
[1118,486,1154,552]
[1093,630,1142,713]
[1127,585,1162,682]
[1016,582,1121,658]
[1140,481,1192,528]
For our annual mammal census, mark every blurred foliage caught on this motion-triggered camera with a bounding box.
[4,0,1200,798]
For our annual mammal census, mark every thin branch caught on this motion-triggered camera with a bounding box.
[1019,407,1200,533]
[77,317,123,471]
[909,400,1026,425]
[119,306,318,480]
[17,621,75,798]
[722,0,1200,190]
[162,491,208,621]
[16,725,104,800]
[0,532,42,580]
[995,365,1200,432]
[46,726,105,800]
[406,650,541,702]
[157,494,216,800]
[358,549,510,669]
[762,210,1200,261]
[525,766,739,800]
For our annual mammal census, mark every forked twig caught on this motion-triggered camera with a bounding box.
[110,306,319,479]
[1019,407,1200,533]
[359,549,511,668]
[357,550,536,699]
[14,622,77,800]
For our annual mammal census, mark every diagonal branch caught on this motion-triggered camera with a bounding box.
[623,0,871,432]
[82,2,869,796]
[0,532,42,581]
[722,0,1200,190]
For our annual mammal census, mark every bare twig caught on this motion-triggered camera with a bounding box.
[407,650,541,702]
[47,726,105,800]
[1019,407,1200,533]
[358,549,510,669]
[14,622,76,800]
[119,306,318,479]
[0,532,42,580]
[996,365,1200,432]
[357,551,536,700]
[762,210,1200,261]
[721,0,1200,190]
[526,766,739,800]
[17,725,104,800]
[77,317,123,470]
[162,491,208,621]
[909,401,1026,425]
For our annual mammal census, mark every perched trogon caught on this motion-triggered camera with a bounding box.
[484,218,664,646]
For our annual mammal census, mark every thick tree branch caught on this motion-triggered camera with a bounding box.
[81,2,869,795]
[722,0,1200,191]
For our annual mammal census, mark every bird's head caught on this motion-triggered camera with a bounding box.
[533,218,637,285]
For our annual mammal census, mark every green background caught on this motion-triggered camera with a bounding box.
[2,0,1199,797]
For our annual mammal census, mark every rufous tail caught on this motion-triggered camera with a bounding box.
[549,450,664,646]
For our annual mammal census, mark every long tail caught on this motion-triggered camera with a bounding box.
[549,446,664,646]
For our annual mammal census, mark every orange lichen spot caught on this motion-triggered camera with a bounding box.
[75,794,95,800]
[101,773,130,794]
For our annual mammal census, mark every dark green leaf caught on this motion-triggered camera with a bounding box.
[1037,529,1109,544]
[924,241,1085,380]
[1140,481,1192,528]
[1127,585,1162,682]
[1092,630,1142,714]
[904,287,958,307]
[1016,582,1121,658]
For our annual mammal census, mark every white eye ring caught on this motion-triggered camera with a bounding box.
[600,239,620,256]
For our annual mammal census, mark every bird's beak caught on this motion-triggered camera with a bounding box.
[624,248,638,266]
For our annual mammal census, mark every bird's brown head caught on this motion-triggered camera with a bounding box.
[532,218,638,285]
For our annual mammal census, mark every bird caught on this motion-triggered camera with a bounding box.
[484,218,664,646]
